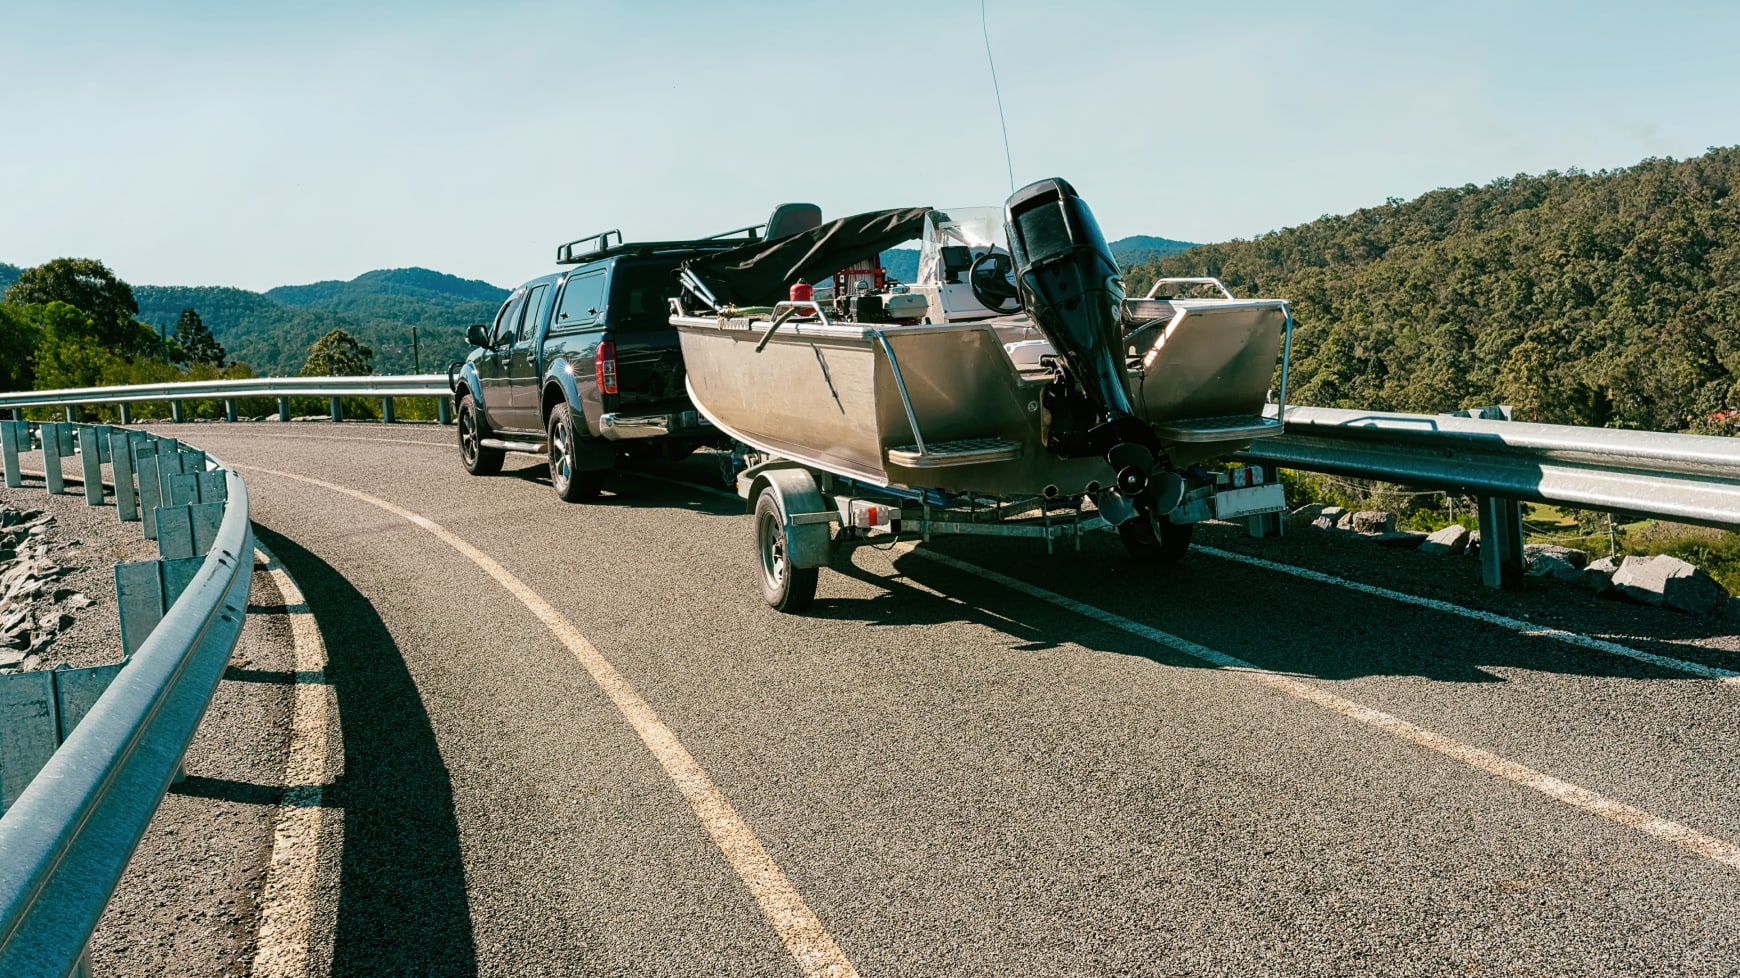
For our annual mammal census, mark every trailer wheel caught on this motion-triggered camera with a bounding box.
[1119,510,1194,566]
[754,488,818,612]
[458,395,503,476]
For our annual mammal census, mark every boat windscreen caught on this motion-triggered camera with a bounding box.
[681,207,932,307]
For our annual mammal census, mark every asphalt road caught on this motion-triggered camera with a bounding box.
[127,422,1740,977]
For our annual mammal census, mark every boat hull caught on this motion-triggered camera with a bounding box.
[676,316,1113,495]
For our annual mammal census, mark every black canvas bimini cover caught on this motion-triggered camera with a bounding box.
[682,207,932,307]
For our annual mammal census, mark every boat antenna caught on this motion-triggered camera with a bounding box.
[980,0,1015,193]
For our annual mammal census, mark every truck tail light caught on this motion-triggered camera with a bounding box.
[596,339,618,395]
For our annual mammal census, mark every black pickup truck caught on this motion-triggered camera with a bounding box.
[450,227,764,501]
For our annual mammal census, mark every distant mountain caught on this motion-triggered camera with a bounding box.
[880,234,1197,285]
[266,267,507,308]
[1108,234,1197,265]
[134,267,508,375]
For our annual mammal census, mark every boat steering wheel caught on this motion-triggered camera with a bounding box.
[969,251,1021,314]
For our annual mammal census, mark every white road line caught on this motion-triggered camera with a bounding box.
[236,464,860,978]
[142,430,452,449]
[250,545,336,978]
[910,549,1740,871]
[1196,545,1740,685]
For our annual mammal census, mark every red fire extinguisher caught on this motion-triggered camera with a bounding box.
[789,280,814,305]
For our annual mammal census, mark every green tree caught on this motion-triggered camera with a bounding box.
[299,328,374,376]
[173,307,225,367]
[0,303,40,392]
[31,302,129,391]
[3,258,155,356]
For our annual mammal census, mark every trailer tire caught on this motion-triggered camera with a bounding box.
[1119,510,1193,566]
[754,488,818,612]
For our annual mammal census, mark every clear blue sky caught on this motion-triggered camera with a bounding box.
[3,0,1736,292]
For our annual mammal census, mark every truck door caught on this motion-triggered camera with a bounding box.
[505,282,550,431]
[479,288,527,430]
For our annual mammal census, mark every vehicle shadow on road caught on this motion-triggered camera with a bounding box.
[815,533,1736,686]
[254,525,480,978]
[502,457,743,517]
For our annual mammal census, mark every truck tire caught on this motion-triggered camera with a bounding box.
[754,488,818,612]
[1118,509,1193,566]
[549,403,604,502]
[458,394,504,476]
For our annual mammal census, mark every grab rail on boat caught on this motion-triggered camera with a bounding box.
[754,301,834,353]
[865,329,929,457]
[1144,277,1236,300]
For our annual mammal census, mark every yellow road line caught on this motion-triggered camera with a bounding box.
[250,545,337,978]
[237,464,859,978]
[911,549,1740,871]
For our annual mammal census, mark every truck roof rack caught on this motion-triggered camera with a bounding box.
[555,223,766,265]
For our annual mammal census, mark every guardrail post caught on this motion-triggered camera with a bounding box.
[8,408,19,422]
[118,403,132,426]
[1476,495,1525,589]
[63,407,76,425]
[437,397,452,425]
[381,397,396,424]
[77,426,104,506]
[170,400,185,424]
[277,397,290,422]
[1,420,23,488]
[42,422,66,495]
[111,429,139,522]
[329,397,342,423]
[224,399,237,423]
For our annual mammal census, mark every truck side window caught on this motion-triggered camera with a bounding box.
[554,271,607,331]
[493,290,527,347]
[518,284,549,344]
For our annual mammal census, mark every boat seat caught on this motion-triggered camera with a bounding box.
[765,202,822,240]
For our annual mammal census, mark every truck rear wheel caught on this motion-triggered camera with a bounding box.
[1119,509,1193,565]
[754,488,818,612]
[549,404,605,502]
[458,395,504,476]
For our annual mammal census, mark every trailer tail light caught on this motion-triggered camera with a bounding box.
[596,339,618,395]
[849,500,898,529]
[1230,465,1266,488]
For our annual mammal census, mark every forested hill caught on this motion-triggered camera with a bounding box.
[0,263,20,295]
[135,267,507,375]
[1127,147,1740,434]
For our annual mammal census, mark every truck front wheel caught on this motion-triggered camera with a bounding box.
[458,395,504,476]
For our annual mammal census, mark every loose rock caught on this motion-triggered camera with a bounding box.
[1350,511,1396,534]
[1525,544,1588,570]
[1419,524,1470,556]
[1610,555,1731,616]
[1289,504,1325,528]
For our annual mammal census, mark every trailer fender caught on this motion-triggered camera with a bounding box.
[746,467,832,570]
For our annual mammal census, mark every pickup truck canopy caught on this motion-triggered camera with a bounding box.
[680,207,932,307]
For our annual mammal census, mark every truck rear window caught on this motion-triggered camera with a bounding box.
[608,263,683,329]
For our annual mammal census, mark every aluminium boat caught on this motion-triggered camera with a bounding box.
[670,179,1293,532]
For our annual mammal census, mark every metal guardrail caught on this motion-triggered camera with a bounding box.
[1240,405,1740,586]
[1246,405,1740,529]
[0,375,453,425]
[0,423,253,978]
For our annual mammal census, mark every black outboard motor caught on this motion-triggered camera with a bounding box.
[1004,178,1161,505]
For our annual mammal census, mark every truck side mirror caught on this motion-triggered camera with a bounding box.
[465,324,491,348]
